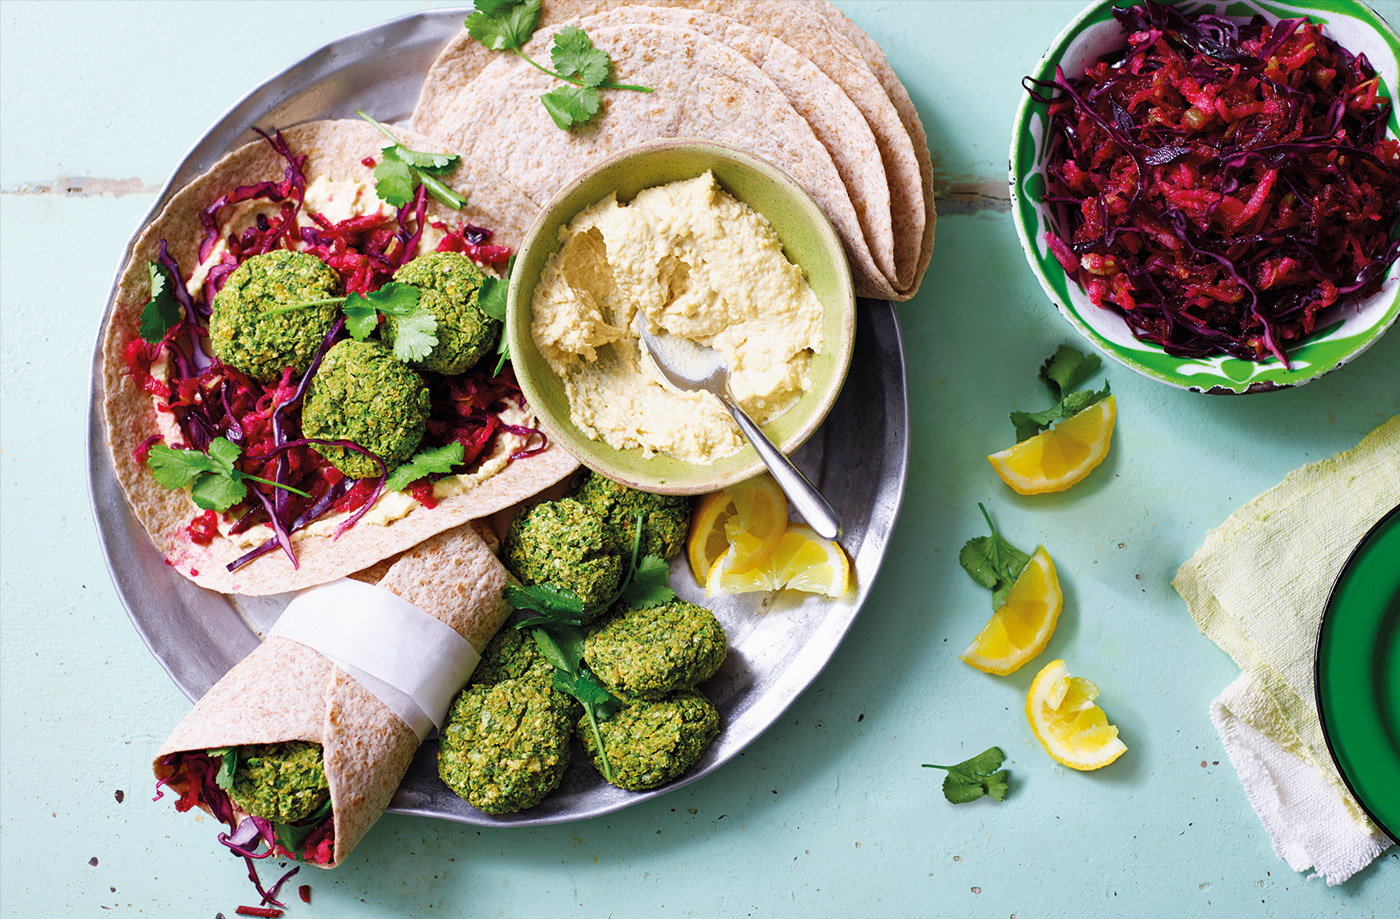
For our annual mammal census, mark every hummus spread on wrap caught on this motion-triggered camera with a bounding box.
[531,172,823,464]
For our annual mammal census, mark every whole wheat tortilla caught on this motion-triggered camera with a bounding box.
[101,119,578,596]
[797,0,937,297]
[154,524,510,868]
[412,0,928,300]
[410,20,898,301]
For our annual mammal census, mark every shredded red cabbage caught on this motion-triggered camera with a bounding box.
[1027,0,1400,365]
[126,128,532,572]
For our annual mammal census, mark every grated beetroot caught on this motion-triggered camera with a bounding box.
[1026,0,1400,365]
[186,509,220,546]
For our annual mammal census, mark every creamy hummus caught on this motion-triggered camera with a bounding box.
[531,172,823,464]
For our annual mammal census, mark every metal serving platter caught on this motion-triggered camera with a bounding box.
[86,9,909,827]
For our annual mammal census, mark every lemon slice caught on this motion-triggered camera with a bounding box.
[1025,659,1128,771]
[959,547,1062,675]
[988,395,1116,495]
[686,475,788,584]
[687,491,738,584]
[706,525,850,598]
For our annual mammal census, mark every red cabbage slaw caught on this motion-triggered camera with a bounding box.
[127,129,543,572]
[1026,0,1400,365]
[154,751,329,908]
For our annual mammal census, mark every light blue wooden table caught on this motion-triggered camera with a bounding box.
[2,1,1397,915]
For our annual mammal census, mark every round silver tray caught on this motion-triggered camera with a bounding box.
[86,9,909,827]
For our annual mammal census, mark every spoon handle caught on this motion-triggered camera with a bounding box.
[721,395,842,541]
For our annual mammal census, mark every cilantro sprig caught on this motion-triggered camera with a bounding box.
[476,255,512,376]
[267,282,438,364]
[465,2,653,129]
[1010,346,1110,443]
[140,260,184,343]
[959,504,1031,610]
[923,746,1011,804]
[505,511,677,782]
[356,111,465,209]
[386,441,467,493]
[147,437,310,512]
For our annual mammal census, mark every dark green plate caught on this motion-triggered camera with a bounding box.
[1315,504,1400,843]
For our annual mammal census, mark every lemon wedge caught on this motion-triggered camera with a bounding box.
[988,395,1116,495]
[1025,659,1128,771]
[706,524,850,598]
[959,547,1062,675]
[686,475,788,583]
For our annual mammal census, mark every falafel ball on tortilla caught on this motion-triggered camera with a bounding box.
[224,740,330,824]
[300,339,431,479]
[388,252,500,375]
[208,250,342,382]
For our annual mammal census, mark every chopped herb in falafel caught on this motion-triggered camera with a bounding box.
[300,339,431,479]
[208,250,341,382]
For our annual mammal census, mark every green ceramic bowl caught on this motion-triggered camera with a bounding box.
[506,140,856,494]
[1010,0,1400,394]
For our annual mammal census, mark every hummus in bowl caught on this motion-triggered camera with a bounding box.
[508,141,856,494]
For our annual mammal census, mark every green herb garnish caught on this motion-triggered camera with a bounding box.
[266,281,438,364]
[147,437,310,512]
[139,260,183,343]
[1009,345,1110,443]
[272,797,333,856]
[476,255,513,376]
[923,746,1010,804]
[355,110,466,209]
[527,622,621,782]
[959,503,1031,610]
[465,2,652,129]
[209,747,238,792]
[385,441,466,493]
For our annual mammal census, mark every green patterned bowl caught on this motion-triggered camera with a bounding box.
[507,140,856,494]
[1010,0,1400,394]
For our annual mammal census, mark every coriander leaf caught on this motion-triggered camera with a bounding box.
[139,261,183,343]
[959,504,1031,609]
[364,281,422,316]
[477,273,507,324]
[1010,382,1110,441]
[146,444,216,489]
[553,668,619,713]
[206,436,242,476]
[1040,345,1101,401]
[210,748,238,792]
[922,746,1010,804]
[552,25,611,87]
[343,295,380,341]
[541,84,601,129]
[386,441,466,493]
[190,472,247,512]
[272,798,333,855]
[392,147,457,173]
[373,147,417,208]
[507,583,585,623]
[388,306,438,363]
[465,0,540,51]
[621,555,675,610]
[528,626,575,673]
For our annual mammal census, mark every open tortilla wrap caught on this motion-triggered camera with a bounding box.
[101,119,579,596]
[410,17,898,301]
[154,523,508,868]
[411,0,931,300]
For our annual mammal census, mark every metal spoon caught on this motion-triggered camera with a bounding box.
[637,313,841,540]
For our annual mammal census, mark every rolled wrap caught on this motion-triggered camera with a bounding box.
[153,522,508,867]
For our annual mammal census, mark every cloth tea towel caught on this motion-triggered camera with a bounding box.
[1174,415,1399,885]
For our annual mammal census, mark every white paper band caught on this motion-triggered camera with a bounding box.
[269,579,480,740]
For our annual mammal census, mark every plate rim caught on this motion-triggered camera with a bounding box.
[1313,501,1400,845]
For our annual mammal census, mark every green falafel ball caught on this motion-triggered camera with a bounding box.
[473,624,581,718]
[437,679,571,814]
[387,252,498,374]
[571,472,690,560]
[502,499,623,614]
[585,601,727,699]
[208,250,341,382]
[300,339,430,479]
[224,741,330,824]
[579,690,719,791]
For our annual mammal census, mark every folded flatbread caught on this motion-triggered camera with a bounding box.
[101,119,578,596]
[154,523,508,868]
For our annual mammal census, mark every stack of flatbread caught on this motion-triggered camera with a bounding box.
[412,0,934,301]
